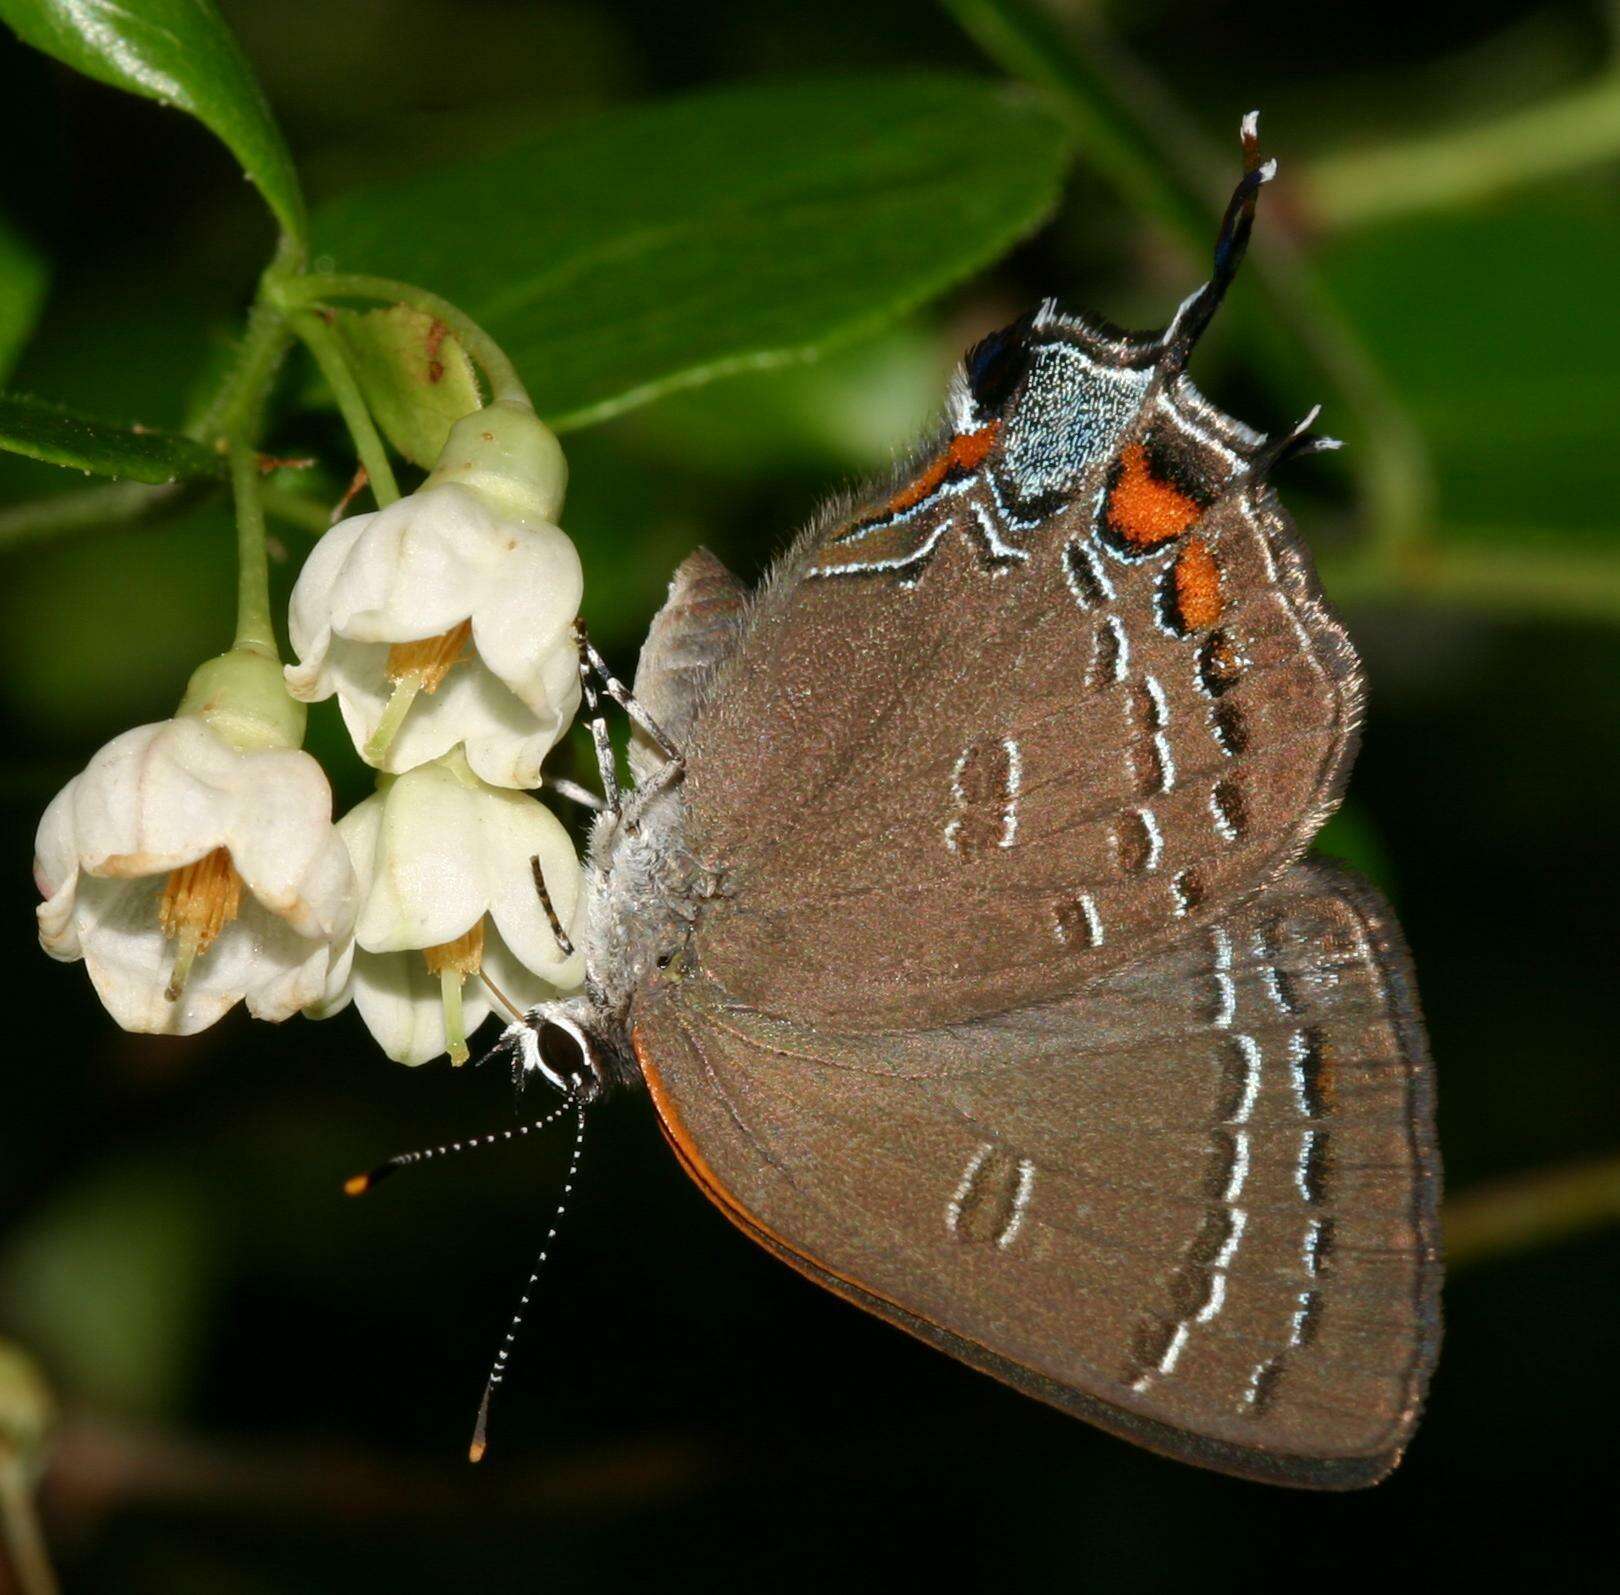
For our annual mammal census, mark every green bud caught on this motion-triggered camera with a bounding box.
[0,1341,55,1473]
[177,646,307,752]
[426,400,567,526]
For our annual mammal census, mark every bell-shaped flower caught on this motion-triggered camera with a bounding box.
[311,751,584,1066]
[285,401,583,789]
[33,650,356,1035]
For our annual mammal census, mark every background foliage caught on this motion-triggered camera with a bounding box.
[0,0,1615,1589]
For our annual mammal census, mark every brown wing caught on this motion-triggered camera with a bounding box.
[681,318,1361,1033]
[628,548,747,787]
[635,862,1440,1489]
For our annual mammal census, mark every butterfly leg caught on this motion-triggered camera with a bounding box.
[573,621,687,825]
[573,621,622,815]
[576,625,685,770]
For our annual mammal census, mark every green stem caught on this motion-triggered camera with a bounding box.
[228,445,277,656]
[276,274,528,407]
[0,1466,59,1595]
[1304,74,1620,232]
[288,310,400,507]
[1445,1153,1620,1270]
[261,483,335,534]
[941,0,1436,554]
[1324,536,1620,625]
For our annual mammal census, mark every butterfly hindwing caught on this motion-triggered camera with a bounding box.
[635,861,1440,1488]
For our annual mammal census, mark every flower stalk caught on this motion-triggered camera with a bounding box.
[275,273,529,407]
[287,309,401,507]
[227,444,279,658]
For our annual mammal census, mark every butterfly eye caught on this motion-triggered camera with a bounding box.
[965,324,1034,417]
[538,1019,594,1092]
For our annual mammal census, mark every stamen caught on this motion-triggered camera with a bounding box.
[386,618,472,693]
[158,847,243,1001]
[422,920,485,977]
[365,619,474,762]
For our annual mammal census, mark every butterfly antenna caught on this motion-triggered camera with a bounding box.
[342,1094,577,1196]
[1160,110,1277,374]
[469,1098,588,1463]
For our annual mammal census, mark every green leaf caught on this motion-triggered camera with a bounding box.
[1317,203,1620,544]
[314,75,1072,430]
[0,213,47,384]
[330,305,481,469]
[0,0,305,247]
[0,391,225,483]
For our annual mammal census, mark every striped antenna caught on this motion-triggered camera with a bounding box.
[342,1096,577,1197]
[469,1099,588,1463]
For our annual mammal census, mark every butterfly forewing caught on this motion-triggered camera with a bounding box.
[635,863,1439,1488]
[680,321,1362,1033]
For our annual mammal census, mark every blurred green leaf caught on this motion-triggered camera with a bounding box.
[1316,204,1620,544]
[0,391,226,483]
[0,213,46,384]
[0,0,305,246]
[0,498,233,733]
[314,75,1072,429]
[627,323,945,476]
[0,1161,219,1419]
[330,304,481,469]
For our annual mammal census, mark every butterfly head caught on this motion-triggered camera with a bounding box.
[506,999,613,1103]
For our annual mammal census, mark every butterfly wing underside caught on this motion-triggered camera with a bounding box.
[634,863,1440,1488]
[679,312,1363,1034]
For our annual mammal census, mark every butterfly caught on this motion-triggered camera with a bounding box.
[508,116,1441,1490]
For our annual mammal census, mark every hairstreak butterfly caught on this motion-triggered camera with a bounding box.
[496,114,1441,1488]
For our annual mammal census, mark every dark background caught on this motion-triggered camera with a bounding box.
[1,1,1616,1589]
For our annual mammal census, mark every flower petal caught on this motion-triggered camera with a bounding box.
[469,525,583,720]
[352,764,487,952]
[34,778,84,960]
[325,485,504,643]
[479,789,585,985]
[285,508,375,692]
[350,945,494,1066]
[71,720,235,877]
[222,749,354,935]
[72,876,248,1034]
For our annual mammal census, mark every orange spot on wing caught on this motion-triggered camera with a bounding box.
[1106,442,1204,547]
[884,422,1000,514]
[1173,536,1224,629]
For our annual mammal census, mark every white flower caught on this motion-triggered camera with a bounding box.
[311,752,585,1065]
[285,402,583,789]
[34,716,356,1035]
